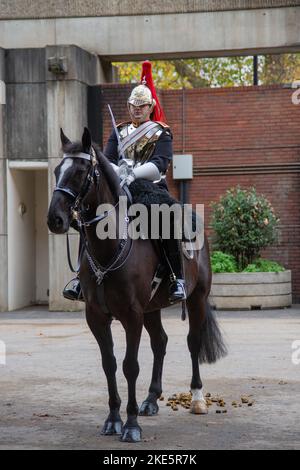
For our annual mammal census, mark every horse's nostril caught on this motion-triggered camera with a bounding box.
[47,212,68,234]
[55,216,63,228]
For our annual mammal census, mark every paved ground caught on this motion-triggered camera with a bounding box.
[0,305,299,450]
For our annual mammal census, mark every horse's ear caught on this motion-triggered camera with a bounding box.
[82,127,91,153]
[60,128,71,146]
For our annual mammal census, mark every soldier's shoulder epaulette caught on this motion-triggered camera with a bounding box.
[116,121,130,128]
[155,121,170,129]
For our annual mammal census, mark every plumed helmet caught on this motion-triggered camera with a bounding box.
[128,84,155,107]
[127,61,166,122]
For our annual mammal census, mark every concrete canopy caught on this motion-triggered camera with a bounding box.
[0,1,300,59]
[1,1,300,19]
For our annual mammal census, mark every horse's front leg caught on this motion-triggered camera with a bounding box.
[86,305,123,435]
[120,313,143,443]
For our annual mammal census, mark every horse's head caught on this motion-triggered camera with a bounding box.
[47,127,97,234]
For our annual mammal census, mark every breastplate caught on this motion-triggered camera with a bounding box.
[119,122,163,165]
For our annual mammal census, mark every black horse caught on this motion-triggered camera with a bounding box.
[47,128,227,443]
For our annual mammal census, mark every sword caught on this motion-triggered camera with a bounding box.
[107,104,126,161]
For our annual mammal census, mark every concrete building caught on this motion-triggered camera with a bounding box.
[0,45,107,311]
[0,1,300,311]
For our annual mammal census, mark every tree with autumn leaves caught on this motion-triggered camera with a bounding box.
[113,54,300,89]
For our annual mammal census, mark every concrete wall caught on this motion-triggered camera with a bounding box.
[0,44,104,311]
[6,49,47,160]
[35,170,49,304]
[6,168,49,309]
[0,47,8,311]
[1,7,300,59]
[5,46,107,161]
[46,45,100,311]
[0,0,298,18]
[7,169,36,310]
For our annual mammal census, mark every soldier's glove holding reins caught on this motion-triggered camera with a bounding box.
[119,159,135,187]
[120,170,136,188]
[120,162,161,188]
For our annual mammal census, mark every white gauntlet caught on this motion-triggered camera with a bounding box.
[132,162,160,182]
[120,162,161,187]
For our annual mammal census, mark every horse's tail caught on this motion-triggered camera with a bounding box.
[198,301,228,364]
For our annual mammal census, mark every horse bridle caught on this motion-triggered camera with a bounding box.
[54,147,100,219]
[54,146,133,284]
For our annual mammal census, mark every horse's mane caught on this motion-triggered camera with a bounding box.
[62,141,121,197]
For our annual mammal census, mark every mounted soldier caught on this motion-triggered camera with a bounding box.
[48,66,226,440]
[63,61,186,304]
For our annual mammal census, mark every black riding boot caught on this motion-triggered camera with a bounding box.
[63,277,84,302]
[162,239,186,304]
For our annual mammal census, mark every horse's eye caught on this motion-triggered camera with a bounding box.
[81,166,89,173]
[79,161,88,169]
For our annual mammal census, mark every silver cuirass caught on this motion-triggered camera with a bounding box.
[118,122,163,165]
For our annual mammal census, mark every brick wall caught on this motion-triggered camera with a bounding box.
[99,84,300,301]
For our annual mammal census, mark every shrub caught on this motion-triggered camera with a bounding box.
[211,186,280,270]
[243,259,285,273]
[211,251,238,273]
[211,251,285,273]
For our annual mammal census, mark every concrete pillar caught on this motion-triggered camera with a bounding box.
[46,45,102,311]
[0,47,8,312]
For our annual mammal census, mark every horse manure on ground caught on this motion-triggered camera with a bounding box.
[165,392,255,413]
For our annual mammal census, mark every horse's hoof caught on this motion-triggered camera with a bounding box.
[190,400,208,415]
[101,419,123,435]
[139,400,159,416]
[120,425,142,443]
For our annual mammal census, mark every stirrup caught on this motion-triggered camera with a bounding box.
[169,277,186,304]
[63,278,84,302]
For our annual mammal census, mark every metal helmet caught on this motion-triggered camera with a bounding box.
[127,84,156,109]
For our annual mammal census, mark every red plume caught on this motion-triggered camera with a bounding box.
[140,61,166,123]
